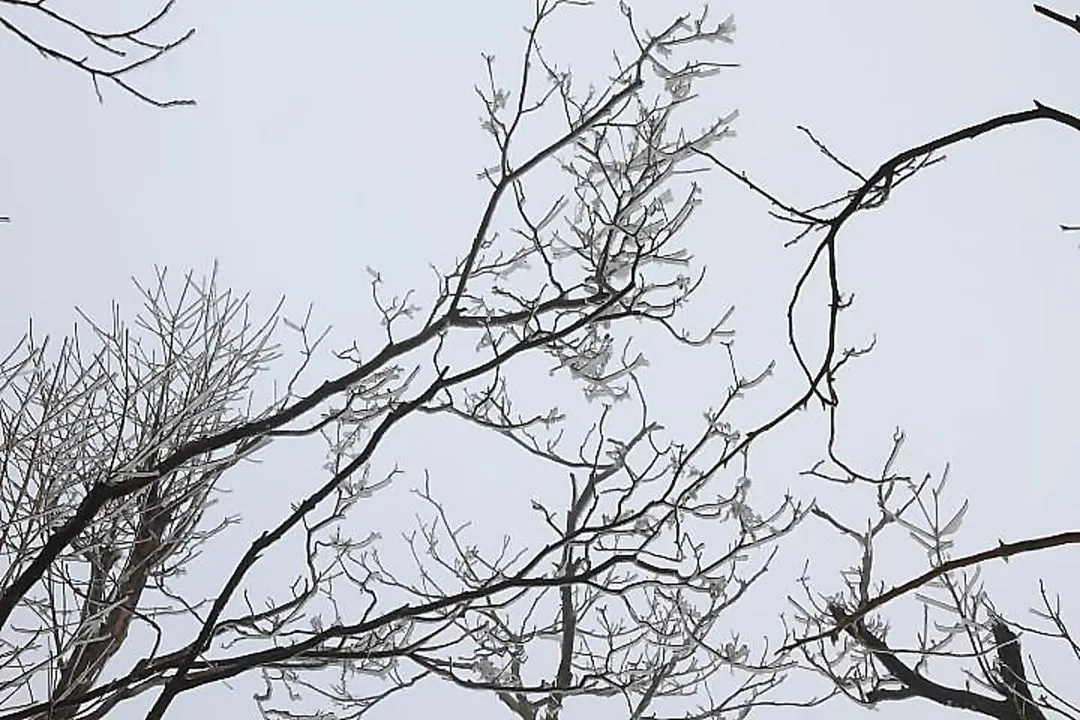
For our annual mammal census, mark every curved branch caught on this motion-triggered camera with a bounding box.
[0,0,194,107]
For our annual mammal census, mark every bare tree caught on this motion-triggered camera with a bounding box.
[11,2,1078,720]
[0,3,853,719]
[689,4,1080,720]
[0,268,279,719]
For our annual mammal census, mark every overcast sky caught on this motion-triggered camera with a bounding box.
[2,1,1078,719]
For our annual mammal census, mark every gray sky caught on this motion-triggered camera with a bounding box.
[2,1,1078,718]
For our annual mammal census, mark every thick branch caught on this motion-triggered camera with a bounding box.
[1033,4,1080,34]
[842,610,1011,719]
[991,620,1046,720]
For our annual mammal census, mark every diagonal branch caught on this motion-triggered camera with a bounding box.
[787,529,1080,651]
[1033,4,1080,35]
